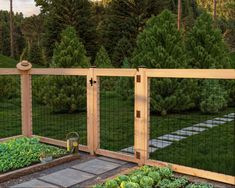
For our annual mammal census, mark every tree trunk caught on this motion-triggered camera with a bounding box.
[213,0,217,21]
[177,0,181,30]
[10,0,14,57]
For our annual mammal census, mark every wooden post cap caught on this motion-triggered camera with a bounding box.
[17,60,32,71]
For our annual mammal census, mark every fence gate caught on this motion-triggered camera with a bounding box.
[88,68,138,163]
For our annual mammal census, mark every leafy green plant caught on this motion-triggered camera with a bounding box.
[0,137,67,173]
[93,166,214,188]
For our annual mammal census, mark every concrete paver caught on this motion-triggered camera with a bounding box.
[72,159,120,175]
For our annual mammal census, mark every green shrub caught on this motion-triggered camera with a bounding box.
[200,80,228,114]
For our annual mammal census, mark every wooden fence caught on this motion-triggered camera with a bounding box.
[0,61,234,185]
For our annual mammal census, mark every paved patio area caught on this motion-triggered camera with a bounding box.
[0,154,135,188]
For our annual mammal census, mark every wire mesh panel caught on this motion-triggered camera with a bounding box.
[32,75,87,145]
[0,75,21,138]
[99,76,134,154]
[149,78,235,176]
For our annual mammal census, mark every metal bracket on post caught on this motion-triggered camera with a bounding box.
[16,60,32,137]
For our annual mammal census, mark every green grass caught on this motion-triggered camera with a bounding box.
[0,54,44,68]
[150,121,235,176]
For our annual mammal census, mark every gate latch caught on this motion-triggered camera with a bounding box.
[89,78,96,86]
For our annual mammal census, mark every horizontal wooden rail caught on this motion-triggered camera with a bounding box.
[94,69,137,77]
[1,68,235,79]
[0,69,20,75]
[0,135,24,143]
[146,69,235,79]
[35,135,90,153]
[145,160,235,185]
[30,68,89,76]
[95,149,139,163]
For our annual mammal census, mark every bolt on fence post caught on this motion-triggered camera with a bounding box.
[134,66,149,165]
[16,60,32,137]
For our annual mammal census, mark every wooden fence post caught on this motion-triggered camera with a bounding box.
[17,60,32,137]
[87,67,100,155]
[134,67,149,165]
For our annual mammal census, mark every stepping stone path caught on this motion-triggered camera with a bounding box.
[11,157,127,188]
[121,112,234,154]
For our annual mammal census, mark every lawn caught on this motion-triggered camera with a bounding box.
[150,121,235,176]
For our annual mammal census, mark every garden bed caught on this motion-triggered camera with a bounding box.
[0,137,79,183]
[94,166,214,188]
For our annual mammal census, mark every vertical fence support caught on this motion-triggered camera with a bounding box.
[17,61,32,137]
[87,67,100,155]
[87,67,95,155]
[134,67,149,165]
[93,74,100,153]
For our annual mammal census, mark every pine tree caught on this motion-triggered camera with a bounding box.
[115,58,134,101]
[36,0,97,60]
[196,0,235,49]
[101,0,175,57]
[39,27,90,113]
[112,37,133,67]
[94,46,112,68]
[186,13,231,68]
[28,42,44,65]
[186,13,231,113]
[94,46,114,91]
[132,10,196,115]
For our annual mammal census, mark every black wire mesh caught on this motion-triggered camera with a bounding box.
[0,75,21,138]
[99,76,134,154]
[149,78,235,176]
[32,75,87,145]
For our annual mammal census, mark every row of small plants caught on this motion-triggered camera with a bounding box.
[94,166,213,188]
[0,137,67,173]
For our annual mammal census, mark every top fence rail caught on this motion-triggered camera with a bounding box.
[0,68,235,79]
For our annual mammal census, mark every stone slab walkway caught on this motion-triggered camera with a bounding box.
[121,113,234,154]
[7,155,135,188]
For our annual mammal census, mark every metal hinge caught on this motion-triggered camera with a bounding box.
[136,75,141,83]
[135,151,141,159]
[89,78,96,86]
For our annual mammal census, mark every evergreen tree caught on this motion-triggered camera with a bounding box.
[94,46,112,68]
[0,76,18,100]
[116,58,134,101]
[186,13,231,68]
[132,10,196,115]
[112,37,133,67]
[186,13,231,113]
[28,42,44,65]
[94,46,114,91]
[36,0,97,60]
[101,0,175,57]
[196,0,235,49]
[39,27,90,113]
